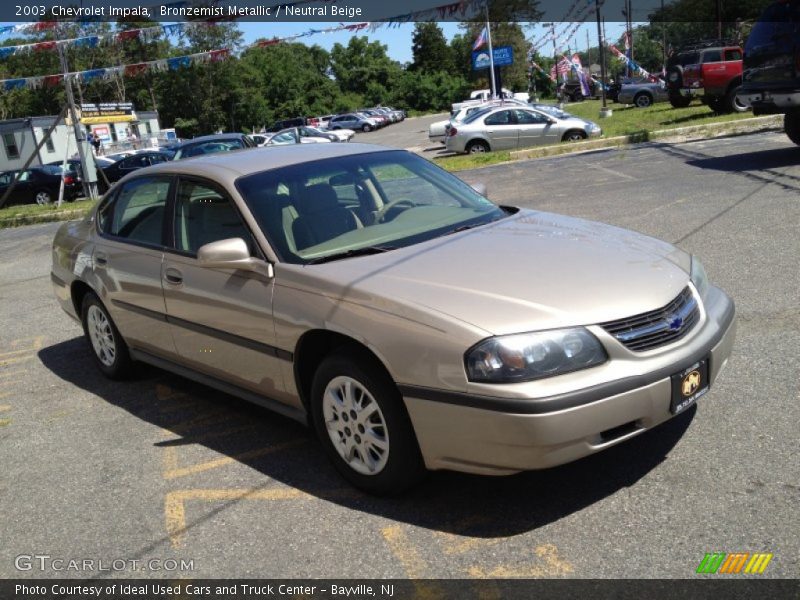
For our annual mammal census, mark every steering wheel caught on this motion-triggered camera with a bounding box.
[375,198,415,223]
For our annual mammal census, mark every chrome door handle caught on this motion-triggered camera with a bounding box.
[94,252,108,266]
[164,268,183,285]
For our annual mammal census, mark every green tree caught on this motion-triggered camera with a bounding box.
[410,23,453,74]
[330,36,403,99]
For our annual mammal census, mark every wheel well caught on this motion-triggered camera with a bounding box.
[70,280,94,317]
[634,91,652,100]
[726,76,743,94]
[293,330,392,412]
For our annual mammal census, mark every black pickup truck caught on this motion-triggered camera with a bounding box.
[737,0,800,145]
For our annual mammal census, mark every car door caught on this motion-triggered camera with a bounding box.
[514,109,555,148]
[482,110,518,150]
[93,175,176,355]
[161,176,287,400]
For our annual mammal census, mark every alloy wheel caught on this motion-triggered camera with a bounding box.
[322,375,389,476]
[87,305,116,367]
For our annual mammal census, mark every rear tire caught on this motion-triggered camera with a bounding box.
[785,110,800,146]
[466,140,490,154]
[34,190,53,205]
[362,124,372,133]
[634,92,653,108]
[310,349,426,495]
[725,85,748,113]
[81,292,134,379]
[669,93,692,109]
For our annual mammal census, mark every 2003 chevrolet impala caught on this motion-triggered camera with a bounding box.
[51,143,736,494]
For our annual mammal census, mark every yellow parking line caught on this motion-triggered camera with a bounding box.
[165,488,310,548]
[0,404,10,411]
[0,356,34,367]
[0,348,39,359]
[0,418,11,427]
[163,440,306,480]
[381,526,428,578]
[380,526,443,599]
[467,544,574,578]
[0,370,24,378]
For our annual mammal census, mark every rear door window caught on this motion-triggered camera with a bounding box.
[104,177,171,247]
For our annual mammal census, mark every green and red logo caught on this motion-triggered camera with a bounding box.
[696,552,773,574]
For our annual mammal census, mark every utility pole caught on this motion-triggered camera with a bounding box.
[596,0,611,117]
[58,43,98,201]
[661,0,667,75]
[549,23,562,105]
[485,6,497,99]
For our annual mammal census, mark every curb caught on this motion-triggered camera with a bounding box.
[508,114,784,162]
[0,207,90,229]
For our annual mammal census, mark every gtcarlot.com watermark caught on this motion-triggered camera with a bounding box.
[15,554,195,573]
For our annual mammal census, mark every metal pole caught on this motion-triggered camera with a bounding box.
[485,6,497,99]
[58,43,98,201]
[551,23,560,104]
[661,0,667,75]
[596,0,611,117]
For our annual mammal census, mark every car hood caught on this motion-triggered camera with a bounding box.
[291,209,691,336]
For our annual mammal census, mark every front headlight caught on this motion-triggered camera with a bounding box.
[465,328,608,383]
[691,256,709,299]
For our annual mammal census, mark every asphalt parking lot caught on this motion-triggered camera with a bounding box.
[0,131,798,580]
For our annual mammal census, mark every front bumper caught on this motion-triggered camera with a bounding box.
[402,288,736,475]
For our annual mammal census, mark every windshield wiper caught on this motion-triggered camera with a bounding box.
[306,245,397,265]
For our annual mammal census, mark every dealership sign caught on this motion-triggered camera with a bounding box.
[79,102,135,124]
[472,46,514,70]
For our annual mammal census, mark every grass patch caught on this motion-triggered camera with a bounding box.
[433,151,515,172]
[0,197,95,228]
[565,99,755,137]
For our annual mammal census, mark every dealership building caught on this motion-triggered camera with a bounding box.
[0,104,162,172]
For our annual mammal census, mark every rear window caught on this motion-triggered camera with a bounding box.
[746,2,800,52]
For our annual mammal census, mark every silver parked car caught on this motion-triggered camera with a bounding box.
[329,113,379,133]
[52,143,735,494]
[445,105,602,154]
[617,79,670,107]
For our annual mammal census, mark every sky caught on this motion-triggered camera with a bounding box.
[235,21,632,64]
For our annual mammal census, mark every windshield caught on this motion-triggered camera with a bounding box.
[236,150,507,264]
[532,104,571,119]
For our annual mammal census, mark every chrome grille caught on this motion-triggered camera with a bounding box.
[600,287,700,352]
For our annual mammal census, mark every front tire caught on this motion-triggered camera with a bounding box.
[310,350,425,495]
[81,292,133,379]
[362,124,372,133]
[785,110,800,146]
[562,130,587,142]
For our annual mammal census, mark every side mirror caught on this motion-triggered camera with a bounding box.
[197,238,272,276]
[471,182,488,197]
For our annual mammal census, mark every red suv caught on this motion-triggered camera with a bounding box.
[666,42,747,113]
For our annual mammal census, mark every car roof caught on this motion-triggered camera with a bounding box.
[121,143,397,183]
[172,133,248,149]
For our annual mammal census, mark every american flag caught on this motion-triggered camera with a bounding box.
[473,26,488,51]
[549,57,572,80]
